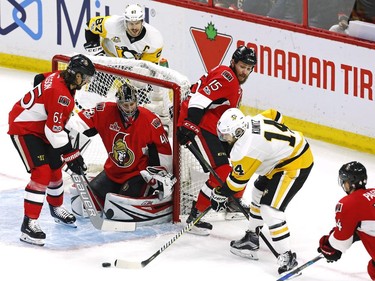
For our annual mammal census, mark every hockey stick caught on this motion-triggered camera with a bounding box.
[70,172,136,231]
[185,141,279,258]
[276,254,324,281]
[114,206,211,269]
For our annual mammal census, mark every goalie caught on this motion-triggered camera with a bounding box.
[66,81,176,225]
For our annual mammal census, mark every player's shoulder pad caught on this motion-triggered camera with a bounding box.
[143,22,164,46]
[259,108,284,124]
[139,107,163,129]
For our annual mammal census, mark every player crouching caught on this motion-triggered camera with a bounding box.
[71,166,176,225]
[66,81,175,227]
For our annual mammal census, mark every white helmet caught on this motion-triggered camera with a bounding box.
[217,108,247,142]
[124,4,144,22]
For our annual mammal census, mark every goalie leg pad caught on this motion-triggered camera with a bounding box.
[103,193,173,226]
[70,186,88,218]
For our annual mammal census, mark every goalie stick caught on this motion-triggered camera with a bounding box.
[114,206,211,269]
[70,172,136,231]
[185,141,279,258]
[276,254,324,281]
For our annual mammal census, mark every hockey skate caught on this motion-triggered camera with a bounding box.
[20,216,46,246]
[277,250,298,274]
[225,197,250,220]
[49,205,77,228]
[230,230,259,260]
[186,201,212,236]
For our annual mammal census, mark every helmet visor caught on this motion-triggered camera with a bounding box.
[82,73,95,84]
[217,129,232,142]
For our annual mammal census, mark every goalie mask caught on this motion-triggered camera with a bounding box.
[217,108,247,144]
[338,161,367,194]
[116,82,139,126]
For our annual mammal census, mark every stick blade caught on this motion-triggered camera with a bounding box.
[114,259,144,269]
[101,219,136,232]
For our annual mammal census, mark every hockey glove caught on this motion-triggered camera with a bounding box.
[140,166,177,199]
[62,149,87,175]
[318,234,342,262]
[210,188,228,212]
[84,42,105,56]
[176,119,200,146]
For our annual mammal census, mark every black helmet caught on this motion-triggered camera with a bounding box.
[232,46,257,65]
[338,161,367,193]
[67,54,96,76]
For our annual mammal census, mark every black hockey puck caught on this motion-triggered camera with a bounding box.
[102,262,111,268]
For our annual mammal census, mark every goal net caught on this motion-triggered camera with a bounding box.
[52,54,208,222]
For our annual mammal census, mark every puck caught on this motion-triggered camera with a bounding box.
[102,262,111,268]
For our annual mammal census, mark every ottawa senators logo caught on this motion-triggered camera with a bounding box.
[109,132,135,167]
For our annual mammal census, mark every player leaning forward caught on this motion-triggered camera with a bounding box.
[318,161,375,280]
[8,54,96,246]
[211,108,314,274]
[67,81,176,222]
[84,3,163,62]
[176,46,257,235]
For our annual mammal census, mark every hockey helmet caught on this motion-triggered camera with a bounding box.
[338,161,367,193]
[124,4,144,22]
[67,54,96,77]
[232,46,257,66]
[217,108,247,143]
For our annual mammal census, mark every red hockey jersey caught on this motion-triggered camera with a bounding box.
[8,71,74,150]
[72,103,172,183]
[177,65,242,135]
[329,188,375,260]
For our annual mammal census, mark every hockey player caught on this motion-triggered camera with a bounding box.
[318,161,375,280]
[8,54,96,246]
[84,4,163,62]
[66,81,175,223]
[176,45,257,235]
[210,108,314,274]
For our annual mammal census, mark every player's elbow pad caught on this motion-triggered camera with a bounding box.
[187,107,205,125]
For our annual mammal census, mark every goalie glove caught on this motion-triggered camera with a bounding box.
[140,166,177,199]
[68,128,91,154]
[84,42,105,56]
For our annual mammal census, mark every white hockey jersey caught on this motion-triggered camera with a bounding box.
[87,15,163,63]
[226,111,313,192]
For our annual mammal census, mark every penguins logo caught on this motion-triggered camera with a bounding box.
[109,133,135,167]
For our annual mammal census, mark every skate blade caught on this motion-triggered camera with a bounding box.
[20,233,45,246]
[230,247,259,260]
[53,218,77,228]
[187,225,211,236]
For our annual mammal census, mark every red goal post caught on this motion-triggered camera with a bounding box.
[52,54,206,223]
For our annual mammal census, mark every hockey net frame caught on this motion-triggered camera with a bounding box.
[52,54,208,223]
